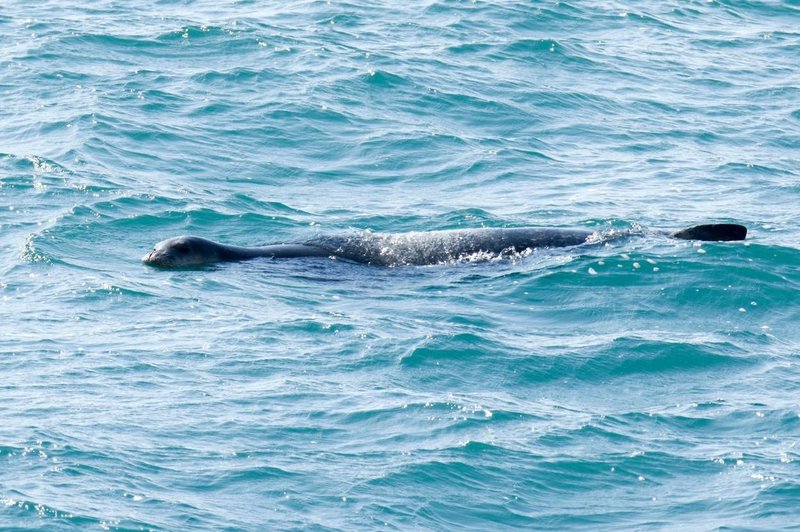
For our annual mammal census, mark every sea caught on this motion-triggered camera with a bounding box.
[1,1,799,530]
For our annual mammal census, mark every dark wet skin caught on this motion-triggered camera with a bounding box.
[142,224,746,268]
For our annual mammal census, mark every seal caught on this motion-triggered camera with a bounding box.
[142,224,747,268]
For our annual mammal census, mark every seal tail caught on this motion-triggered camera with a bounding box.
[671,223,747,241]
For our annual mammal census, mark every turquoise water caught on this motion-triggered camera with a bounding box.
[2,0,800,529]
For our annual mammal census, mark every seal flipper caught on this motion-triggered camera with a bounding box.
[671,224,747,241]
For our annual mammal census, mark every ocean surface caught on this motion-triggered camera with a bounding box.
[2,1,799,529]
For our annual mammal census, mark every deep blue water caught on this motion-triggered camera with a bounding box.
[2,1,800,529]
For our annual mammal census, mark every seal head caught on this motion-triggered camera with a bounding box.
[142,235,223,268]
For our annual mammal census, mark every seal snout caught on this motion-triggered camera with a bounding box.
[142,239,179,268]
[142,248,169,267]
